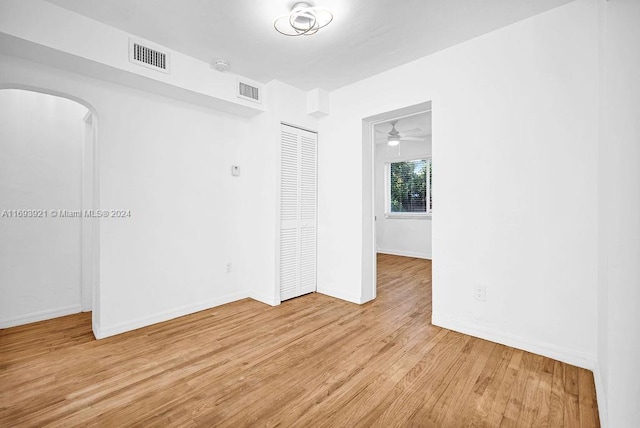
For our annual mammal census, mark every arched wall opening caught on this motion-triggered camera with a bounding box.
[0,86,100,338]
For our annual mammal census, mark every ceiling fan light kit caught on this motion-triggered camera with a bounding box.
[274,2,333,36]
[376,119,425,147]
[387,121,401,146]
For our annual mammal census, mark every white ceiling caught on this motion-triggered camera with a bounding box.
[44,0,574,91]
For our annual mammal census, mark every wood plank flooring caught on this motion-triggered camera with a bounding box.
[0,254,599,427]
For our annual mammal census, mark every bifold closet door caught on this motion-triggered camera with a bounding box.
[279,124,317,301]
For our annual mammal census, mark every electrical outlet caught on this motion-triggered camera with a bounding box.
[226,263,232,273]
[474,286,486,302]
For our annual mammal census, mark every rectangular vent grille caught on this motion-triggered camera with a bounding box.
[134,44,166,69]
[129,39,170,74]
[238,81,261,103]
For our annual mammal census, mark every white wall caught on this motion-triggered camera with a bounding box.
[375,138,432,259]
[0,53,315,338]
[0,89,87,327]
[597,0,640,426]
[318,0,599,367]
[0,55,262,337]
[96,85,248,338]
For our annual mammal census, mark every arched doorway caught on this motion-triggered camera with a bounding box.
[0,88,98,332]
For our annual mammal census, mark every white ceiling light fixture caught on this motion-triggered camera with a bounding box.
[274,2,333,36]
[387,136,400,147]
[214,59,230,72]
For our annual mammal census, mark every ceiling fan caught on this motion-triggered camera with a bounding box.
[376,120,424,146]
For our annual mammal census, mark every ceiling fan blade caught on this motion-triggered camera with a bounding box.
[375,129,388,134]
[398,127,421,136]
[401,137,424,142]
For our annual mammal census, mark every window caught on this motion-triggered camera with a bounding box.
[386,158,432,217]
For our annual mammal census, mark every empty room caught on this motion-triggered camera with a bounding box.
[0,0,638,426]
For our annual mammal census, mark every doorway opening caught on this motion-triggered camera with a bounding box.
[361,101,432,304]
[0,88,99,335]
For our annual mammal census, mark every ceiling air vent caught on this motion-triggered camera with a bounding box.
[129,39,170,74]
[237,79,262,104]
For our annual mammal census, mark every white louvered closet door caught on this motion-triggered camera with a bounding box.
[279,124,317,301]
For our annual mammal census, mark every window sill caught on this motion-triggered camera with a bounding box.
[384,213,432,220]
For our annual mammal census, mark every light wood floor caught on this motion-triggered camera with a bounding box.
[0,254,599,427]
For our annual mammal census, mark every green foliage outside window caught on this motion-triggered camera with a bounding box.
[389,159,432,213]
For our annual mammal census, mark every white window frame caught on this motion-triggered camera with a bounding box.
[385,157,432,219]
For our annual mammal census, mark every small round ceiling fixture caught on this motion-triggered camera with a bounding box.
[274,2,333,36]
[214,59,230,71]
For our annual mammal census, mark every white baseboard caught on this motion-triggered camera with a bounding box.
[0,304,82,328]
[94,291,248,339]
[92,318,101,340]
[432,314,597,370]
[593,363,608,427]
[316,285,362,304]
[377,249,431,260]
[248,289,279,306]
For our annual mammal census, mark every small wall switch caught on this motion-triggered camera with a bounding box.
[231,165,240,177]
[226,263,232,273]
[474,286,486,302]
